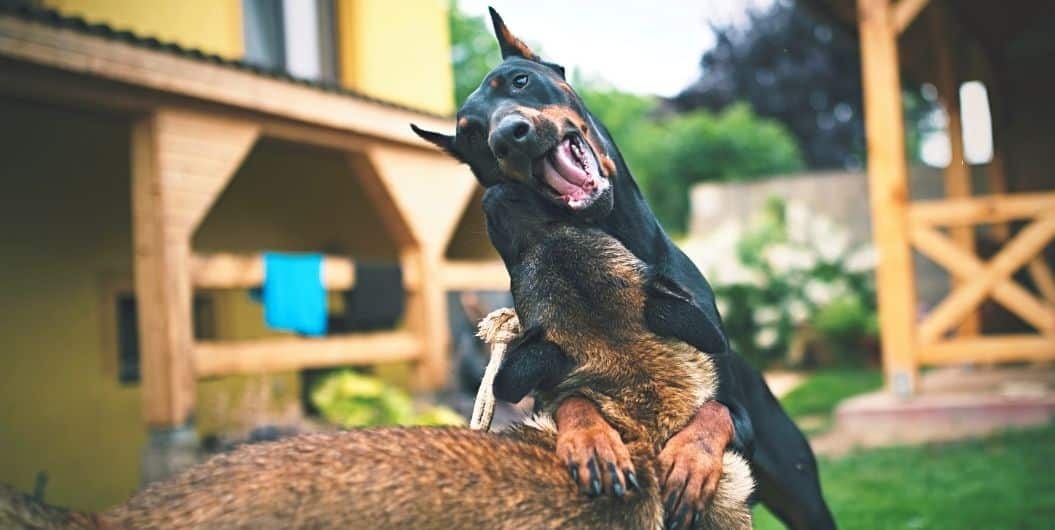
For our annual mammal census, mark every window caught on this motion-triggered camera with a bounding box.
[242,0,339,84]
[115,294,217,384]
[959,81,994,165]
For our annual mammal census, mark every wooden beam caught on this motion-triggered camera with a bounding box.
[858,0,919,396]
[0,14,454,149]
[893,0,931,34]
[442,260,510,291]
[910,225,1055,334]
[986,150,1011,241]
[132,110,258,427]
[1027,259,1055,306]
[191,253,356,290]
[132,117,194,427]
[918,335,1055,365]
[917,215,1055,344]
[929,4,978,337]
[402,249,450,390]
[907,192,1055,227]
[365,144,478,253]
[193,332,423,377]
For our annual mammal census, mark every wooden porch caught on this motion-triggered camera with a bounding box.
[0,10,508,435]
[809,0,1055,395]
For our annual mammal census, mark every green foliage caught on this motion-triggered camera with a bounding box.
[310,370,464,427]
[755,423,1055,530]
[448,1,499,106]
[447,4,803,233]
[580,86,804,233]
[688,197,879,368]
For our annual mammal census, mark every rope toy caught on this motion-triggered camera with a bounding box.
[470,308,520,431]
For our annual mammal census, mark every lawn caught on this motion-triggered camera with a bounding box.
[753,369,1055,530]
[778,369,883,435]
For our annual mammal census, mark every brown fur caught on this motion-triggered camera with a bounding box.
[0,220,751,530]
[511,226,754,530]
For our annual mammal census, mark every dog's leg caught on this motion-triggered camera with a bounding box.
[733,357,837,530]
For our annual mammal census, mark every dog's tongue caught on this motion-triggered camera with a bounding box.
[541,138,590,198]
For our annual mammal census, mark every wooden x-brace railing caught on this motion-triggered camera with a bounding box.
[911,218,1055,343]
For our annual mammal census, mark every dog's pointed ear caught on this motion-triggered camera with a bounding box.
[488,7,539,61]
[410,124,462,161]
[645,274,729,355]
[493,325,574,403]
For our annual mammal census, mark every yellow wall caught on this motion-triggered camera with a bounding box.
[43,0,456,115]
[42,0,244,59]
[338,0,455,115]
[0,100,407,510]
[0,100,144,510]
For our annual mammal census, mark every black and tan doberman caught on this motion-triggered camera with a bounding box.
[413,8,836,530]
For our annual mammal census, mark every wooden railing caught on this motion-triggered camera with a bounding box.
[905,192,1055,367]
[188,253,507,377]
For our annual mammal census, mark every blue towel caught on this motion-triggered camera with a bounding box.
[262,252,327,337]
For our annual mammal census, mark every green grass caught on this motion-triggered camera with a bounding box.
[752,369,1055,529]
[778,369,883,435]
[754,423,1055,529]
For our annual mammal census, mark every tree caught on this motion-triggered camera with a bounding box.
[447,3,804,233]
[668,0,866,170]
[448,1,500,106]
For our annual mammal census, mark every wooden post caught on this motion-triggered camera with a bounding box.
[930,5,979,336]
[858,0,919,396]
[132,110,258,428]
[349,147,476,389]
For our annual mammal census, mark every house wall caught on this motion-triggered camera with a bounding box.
[42,0,245,59]
[41,0,456,115]
[0,99,144,510]
[0,98,422,510]
[337,0,456,115]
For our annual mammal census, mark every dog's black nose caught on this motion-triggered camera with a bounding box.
[489,114,535,159]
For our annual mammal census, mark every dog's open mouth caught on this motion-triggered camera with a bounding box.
[533,133,609,210]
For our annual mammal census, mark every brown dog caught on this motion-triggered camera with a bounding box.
[0,186,751,530]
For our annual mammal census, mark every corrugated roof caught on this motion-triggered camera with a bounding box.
[0,2,450,119]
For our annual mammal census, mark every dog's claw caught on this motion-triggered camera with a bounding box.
[609,463,625,497]
[568,462,579,483]
[663,491,679,517]
[691,510,702,530]
[587,458,602,496]
[626,470,639,491]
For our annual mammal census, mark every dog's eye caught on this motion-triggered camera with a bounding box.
[512,74,530,89]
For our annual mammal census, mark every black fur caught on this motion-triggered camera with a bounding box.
[413,10,836,530]
[494,326,575,403]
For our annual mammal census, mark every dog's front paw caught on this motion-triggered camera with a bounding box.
[555,397,638,498]
[659,401,735,529]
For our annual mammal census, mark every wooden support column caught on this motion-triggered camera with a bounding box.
[132,109,258,428]
[858,0,919,396]
[930,5,979,336]
[349,146,477,389]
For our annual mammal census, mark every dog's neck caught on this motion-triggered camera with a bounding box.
[597,142,672,265]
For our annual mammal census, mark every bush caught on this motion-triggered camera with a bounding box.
[580,87,803,233]
[683,197,878,368]
[310,370,464,427]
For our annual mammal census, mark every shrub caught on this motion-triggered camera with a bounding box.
[684,197,878,367]
[310,370,464,427]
